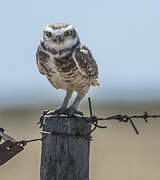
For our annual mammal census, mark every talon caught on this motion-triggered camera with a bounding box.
[75,111,84,117]
[47,110,56,116]
[66,107,84,117]
[47,107,68,116]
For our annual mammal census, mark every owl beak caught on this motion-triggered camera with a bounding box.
[54,35,64,44]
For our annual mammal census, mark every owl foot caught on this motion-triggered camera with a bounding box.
[66,107,84,117]
[47,107,68,116]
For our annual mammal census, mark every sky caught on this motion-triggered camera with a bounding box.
[0,0,160,106]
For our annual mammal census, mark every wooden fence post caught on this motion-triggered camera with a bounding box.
[40,115,91,180]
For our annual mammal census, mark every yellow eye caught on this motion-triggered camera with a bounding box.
[64,30,72,36]
[45,31,52,38]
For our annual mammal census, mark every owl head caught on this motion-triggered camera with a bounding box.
[41,23,79,50]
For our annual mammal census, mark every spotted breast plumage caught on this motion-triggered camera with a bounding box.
[36,23,100,116]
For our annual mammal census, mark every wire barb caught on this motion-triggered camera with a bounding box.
[129,118,139,135]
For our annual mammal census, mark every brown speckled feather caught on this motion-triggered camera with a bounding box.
[72,45,100,86]
[36,46,53,77]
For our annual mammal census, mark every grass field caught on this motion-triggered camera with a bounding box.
[0,102,160,180]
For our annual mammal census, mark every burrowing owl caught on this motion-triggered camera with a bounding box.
[36,23,100,116]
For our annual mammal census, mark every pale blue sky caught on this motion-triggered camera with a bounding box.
[0,0,160,106]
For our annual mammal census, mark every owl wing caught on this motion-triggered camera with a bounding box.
[72,45,100,86]
[36,46,51,76]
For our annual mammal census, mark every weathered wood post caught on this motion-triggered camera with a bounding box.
[40,115,91,180]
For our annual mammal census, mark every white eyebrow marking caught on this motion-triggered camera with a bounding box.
[44,26,54,33]
[66,25,73,30]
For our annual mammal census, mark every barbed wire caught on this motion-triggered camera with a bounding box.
[85,97,160,135]
[37,97,160,136]
[1,98,160,166]
[1,97,159,143]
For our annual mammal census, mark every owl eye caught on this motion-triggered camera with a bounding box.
[64,30,72,36]
[45,31,52,38]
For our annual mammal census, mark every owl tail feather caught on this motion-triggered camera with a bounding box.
[91,79,100,87]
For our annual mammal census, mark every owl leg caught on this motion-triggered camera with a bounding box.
[67,92,85,117]
[47,90,73,115]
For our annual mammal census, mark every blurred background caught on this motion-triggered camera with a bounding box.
[0,0,160,179]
